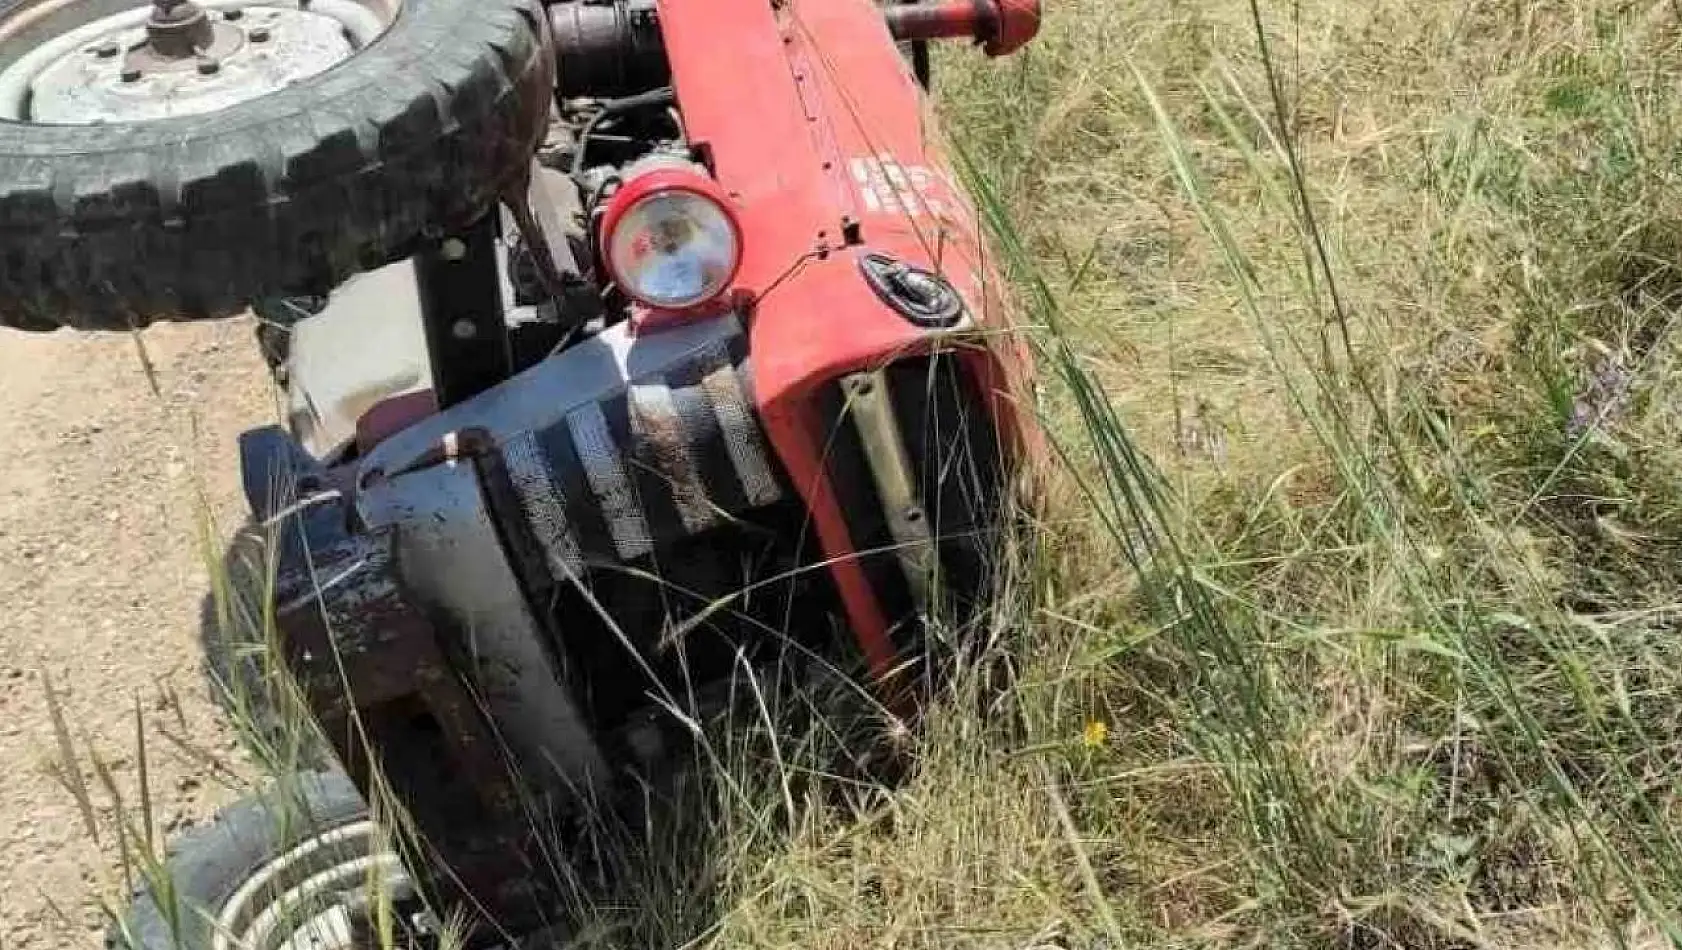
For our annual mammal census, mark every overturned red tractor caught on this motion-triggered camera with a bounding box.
[0,0,1042,945]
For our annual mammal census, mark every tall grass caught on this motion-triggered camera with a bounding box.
[910,0,1682,945]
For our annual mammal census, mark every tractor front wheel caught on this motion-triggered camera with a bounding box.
[0,0,554,331]
[107,772,418,950]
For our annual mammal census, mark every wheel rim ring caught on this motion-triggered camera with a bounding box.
[212,819,412,950]
[0,0,398,123]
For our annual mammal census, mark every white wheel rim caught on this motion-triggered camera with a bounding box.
[212,820,412,950]
[0,0,394,122]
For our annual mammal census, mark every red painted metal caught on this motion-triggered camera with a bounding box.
[882,0,1041,56]
[356,389,438,455]
[882,1,990,45]
[655,0,1039,686]
[984,0,1041,55]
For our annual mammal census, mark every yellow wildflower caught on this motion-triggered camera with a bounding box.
[1082,719,1109,748]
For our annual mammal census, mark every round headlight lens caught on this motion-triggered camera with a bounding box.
[606,187,741,310]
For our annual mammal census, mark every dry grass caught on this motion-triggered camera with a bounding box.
[829,0,1682,945]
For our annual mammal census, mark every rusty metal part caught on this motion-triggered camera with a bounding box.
[881,0,1041,56]
[983,0,1040,55]
[355,389,439,456]
[272,520,531,923]
[144,0,215,58]
[128,0,248,75]
[354,423,613,796]
[500,161,590,324]
[262,412,610,929]
[842,370,936,609]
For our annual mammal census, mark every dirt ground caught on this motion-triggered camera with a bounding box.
[0,319,276,948]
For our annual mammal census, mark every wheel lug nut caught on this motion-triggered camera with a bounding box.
[93,41,120,58]
[223,7,243,19]
[248,26,270,42]
[197,59,220,75]
[120,67,142,82]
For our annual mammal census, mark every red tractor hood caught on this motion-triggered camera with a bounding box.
[655,0,1039,683]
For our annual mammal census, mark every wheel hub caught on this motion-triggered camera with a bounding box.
[0,1,395,124]
[144,0,217,58]
[121,0,245,80]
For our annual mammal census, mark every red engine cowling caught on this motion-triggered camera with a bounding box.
[653,0,1043,686]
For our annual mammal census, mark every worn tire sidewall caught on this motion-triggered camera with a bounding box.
[110,771,370,950]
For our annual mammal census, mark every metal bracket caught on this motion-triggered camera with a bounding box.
[502,161,590,317]
[416,214,513,409]
[842,369,936,608]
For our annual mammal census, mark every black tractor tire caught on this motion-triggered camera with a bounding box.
[107,771,374,950]
[201,523,332,770]
[0,0,555,332]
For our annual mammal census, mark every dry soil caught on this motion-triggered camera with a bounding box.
[0,318,275,948]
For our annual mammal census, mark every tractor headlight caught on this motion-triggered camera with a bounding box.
[602,165,742,312]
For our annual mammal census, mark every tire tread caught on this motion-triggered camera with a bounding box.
[0,0,554,331]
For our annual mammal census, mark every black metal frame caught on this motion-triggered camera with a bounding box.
[416,213,515,410]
